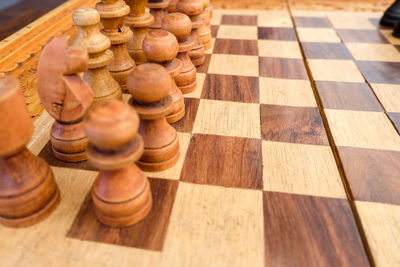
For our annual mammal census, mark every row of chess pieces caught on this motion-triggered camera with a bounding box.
[0,0,212,228]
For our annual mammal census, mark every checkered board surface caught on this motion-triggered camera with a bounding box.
[2,8,400,267]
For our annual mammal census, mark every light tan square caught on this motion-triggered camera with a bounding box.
[217,25,258,40]
[325,109,400,151]
[210,9,222,25]
[297,28,341,43]
[144,132,191,180]
[185,73,206,98]
[346,43,400,62]
[208,54,259,77]
[356,201,400,267]
[193,99,261,139]
[328,14,376,29]
[258,40,302,59]
[371,83,400,112]
[259,77,317,107]
[262,141,346,198]
[257,10,292,27]
[162,183,265,267]
[308,59,365,82]
[380,29,400,45]
[29,111,54,155]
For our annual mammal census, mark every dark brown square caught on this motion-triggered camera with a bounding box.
[196,53,211,73]
[293,16,331,28]
[213,39,258,56]
[263,191,369,267]
[180,134,263,189]
[395,45,400,53]
[315,81,383,111]
[258,27,297,41]
[388,112,400,133]
[221,15,257,26]
[211,25,219,38]
[259,57,308,80]
[338,146,400,205]
[336,29,389,43]
[260,104,329,146]
[38,141,94,171]
[171,97,200,133]
[201,74,259,103]
[67,178,179,251]
[357,61,400,84]
[302,42,353,59]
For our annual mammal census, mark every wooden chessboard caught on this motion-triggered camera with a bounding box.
[1,2,400,267]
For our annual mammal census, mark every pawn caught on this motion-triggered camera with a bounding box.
[84,100,152,227]
[72,8,122,103]
[148,0,170,30]
[0,76,60,227]
[198,0,212,50]
[162,13,197,94]
[127,63,180,171]
[37,37,94,162]
[176,0,205,66]
[143,29,185,123]
[168,0,178,12]
[96,0,135,91]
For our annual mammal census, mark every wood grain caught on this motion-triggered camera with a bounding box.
[388,112,400,133]
[67,178,178,251]
[297,28,341,43]
[259,57,308,80]
[171,98,200,133]
[217,25,258,40]
[196,54,211,73]
[257,27,297,41]
[346,43,400,62]
[260,104,329,145]
[201,74,259,103]
[208,54,259,77]
[302,42,353,59]
[357,61,400,84]
[213,39,258,56]
[258,40,302,59]
[181,134,263,189]
[263,191,370,267]
[315,81,383,111]
[293,16,331,28]
[221,15,257,26]
[262,141,346,198]
[308,59,365,82]
[370,84,400,112]
[336,29,389,43]
[339,147,400,205]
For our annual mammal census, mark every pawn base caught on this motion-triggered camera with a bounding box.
[191,55,205,67]
[167,103,185,123]
[52,147,87,162]
[0,188,60,228]
[137,148,180,172]
[179,79,197,94]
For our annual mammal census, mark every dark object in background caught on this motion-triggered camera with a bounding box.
[381,0,400,27]
[0,0,67,40]
[393,21,400,38]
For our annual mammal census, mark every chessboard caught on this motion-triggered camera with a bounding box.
[1,1,400,267]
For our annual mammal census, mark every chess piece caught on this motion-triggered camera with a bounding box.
[381,0,400,27]
[37,37,93,162]
[148,0,170,30]
[0,76,60,228]
[167,0,178,12]
[125,0,155,64]
[143,29,185,123]
[127,63,180,171]
[162,13,197,94]
[72,8,122,103]
[393,21,400,38]
[96,0,136,91]
[198,0,212,50]
[176,0,205,66]
[84,100,152,227]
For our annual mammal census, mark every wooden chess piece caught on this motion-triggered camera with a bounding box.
[176,0,205,66]
[148,0,170,30]
[96,0,136,91]
[84,99,152,227]
[143,29,185,123]
[0,76,60,228]
[125,0,155,64]
[162,13,197,94]
[168,0,178,12]
[381,0,400,27]
[127,63,180,171]
[393,21,400,38]
[198,0,212,50]
[72,8,122,103]
[37,37,94,162]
